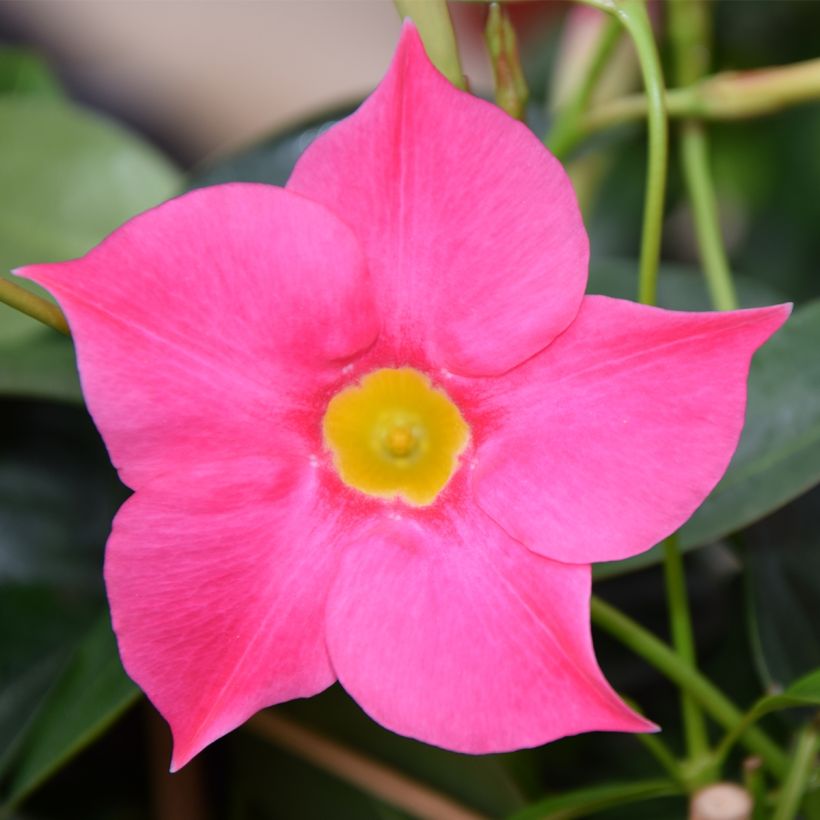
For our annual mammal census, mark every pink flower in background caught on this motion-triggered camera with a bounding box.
[18,23,788,769]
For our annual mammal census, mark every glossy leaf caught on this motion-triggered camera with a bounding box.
[682,300,820,547]
[509,778,680,820]
[743,489,820,689]
[0,401,126,796]
[0,97,181,399]
[1,616,138,809]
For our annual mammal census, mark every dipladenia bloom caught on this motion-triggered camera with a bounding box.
[18,24,788,770]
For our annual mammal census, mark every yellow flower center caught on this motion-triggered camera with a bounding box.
[322,367,470,506]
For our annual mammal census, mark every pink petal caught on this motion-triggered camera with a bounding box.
[287,23,588,377]
[106,456,344,771]
[325,504,652,753]
[473,297,791,564]
[16,184,377,489]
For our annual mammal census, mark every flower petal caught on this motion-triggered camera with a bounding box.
[473,297,791,564]
[287,23,587,377]
[16,184,378,489]
[105,456,345,771]
[325,504,652,753]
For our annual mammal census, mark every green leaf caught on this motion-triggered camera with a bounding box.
[1,616,138,809]
[743,489,820,689]
[0,47,63,99]
[0,401,127,795]
[0,330,80,403]
[0,97,182,400]
[508,778,681,820]
[714,668,820,766]
[682,300,820,547]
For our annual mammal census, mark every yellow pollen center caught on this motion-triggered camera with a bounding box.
[322,367,470,506]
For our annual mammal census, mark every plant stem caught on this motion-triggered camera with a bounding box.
[661,535,712,775]
[581,55,820,135]
[618,0,667,306]
[0,276,69,336]
[545,14,622,159]
[485,3,529,121]
[668,0,737,311]
[743,757,767,820]
[590,596,789,779]
[578,0,667,305]
[394,0,465,89]
[636,732,688,787]
[772,719,820,820]
[677,125,738,309]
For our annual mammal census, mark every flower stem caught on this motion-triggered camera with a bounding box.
[485,3,529,121]
[743,757,767,820]
[668,0,737,311]
[661,535,712,778]
[581,55,820,135]
[772,718,820,820]
[590,596,790,780]
[545,14,622,159]
[394,0,466,89]
[636,731,688,787]
[578,0,668,305]
[0,276,69,336]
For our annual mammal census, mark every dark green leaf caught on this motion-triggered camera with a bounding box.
[683,300,820,546]
[0,587,95,778]
[0,97,181,400]
[0,401,126,794]
[0,47,63,99]
[508,778,680,820]
[1,616,138,809]
[743,489,820,689]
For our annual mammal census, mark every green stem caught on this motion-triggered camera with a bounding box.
[743,757,767,820]
[678,124,738,310]
[668,0,737,311]
[619,0,667,306]
[0,277,69,335]
[590,596,790,779]
[772,719,820,820]
[579,0,668,305]
[636,732,688,787]
[546,15,622,159]
[393,0,465,89]
[580,55,820,135]
[485,3,529,121]
[661,535,712,774]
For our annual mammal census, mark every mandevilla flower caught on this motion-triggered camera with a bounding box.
[18,24,788,770]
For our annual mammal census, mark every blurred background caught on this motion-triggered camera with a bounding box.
[1,2,819,819]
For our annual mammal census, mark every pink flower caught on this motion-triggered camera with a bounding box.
[18,24,788,770]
